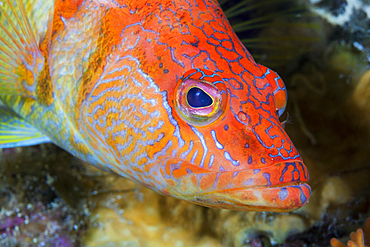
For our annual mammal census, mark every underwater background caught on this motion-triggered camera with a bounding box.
[1,0,370,246]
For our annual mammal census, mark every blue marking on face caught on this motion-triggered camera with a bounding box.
[224,151,240,166]
[278,187,288,200]
[209,154,215,168]
[244,178,253,186]
[211,130,224,149]
[263,172,271,186]
[279,162,301,182]
[253,169,260,174]
[189,125,208,168]
[248,155,252,164]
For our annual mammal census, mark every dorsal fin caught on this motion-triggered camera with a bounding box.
[0,0,54,99]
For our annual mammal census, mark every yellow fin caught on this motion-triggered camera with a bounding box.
[0,106,51,148]
[0,0,54,98]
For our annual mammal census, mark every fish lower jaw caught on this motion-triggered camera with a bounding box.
[183,181,311,212]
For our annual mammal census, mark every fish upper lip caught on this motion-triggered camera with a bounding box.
[204,160,309,187]
[196,181,306,195]
[161,159,309,195]
[160,159,310,212]
[219,158,304,173]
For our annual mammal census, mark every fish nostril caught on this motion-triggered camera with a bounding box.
[237,111,247,121]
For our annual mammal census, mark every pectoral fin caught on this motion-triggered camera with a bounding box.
[0,106,51,148]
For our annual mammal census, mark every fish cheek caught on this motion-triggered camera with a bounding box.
[219,123,254,159]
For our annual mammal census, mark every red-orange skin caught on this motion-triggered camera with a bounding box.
[9,0,310,212]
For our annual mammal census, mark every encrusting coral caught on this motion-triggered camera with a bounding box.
[330,218,370,247]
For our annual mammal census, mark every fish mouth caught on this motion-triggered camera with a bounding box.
[160,160,310,212]
[188,181,311,212]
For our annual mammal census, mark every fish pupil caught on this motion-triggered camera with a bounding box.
[187,87,213,108]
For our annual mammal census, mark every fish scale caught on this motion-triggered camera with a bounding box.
[0,0,311,212]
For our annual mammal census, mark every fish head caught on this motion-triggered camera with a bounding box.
[121,0,311,213]
[157,65,310,212]
[73,0,310,212]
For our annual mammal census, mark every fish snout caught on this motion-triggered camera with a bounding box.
[158,159,310,212]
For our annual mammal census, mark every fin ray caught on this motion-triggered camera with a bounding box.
[0,22,24,53]
[0,0,54,99]
[0,106,51,148]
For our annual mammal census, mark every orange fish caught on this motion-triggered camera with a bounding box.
[0,0,310,212]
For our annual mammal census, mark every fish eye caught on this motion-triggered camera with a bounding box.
[187,87,213,108]
[174,69,228,127]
